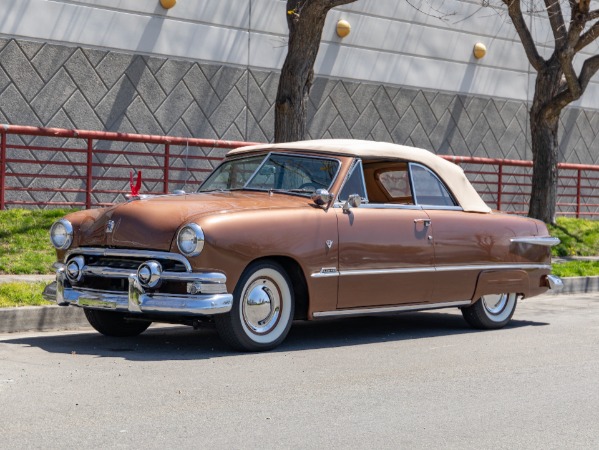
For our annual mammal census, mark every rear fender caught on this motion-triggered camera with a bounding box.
[471,270,529,301]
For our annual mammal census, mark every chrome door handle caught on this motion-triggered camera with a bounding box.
[414,219,431,226]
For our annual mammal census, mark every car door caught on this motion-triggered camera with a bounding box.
[407,163,483,302]
[335,160,435,308]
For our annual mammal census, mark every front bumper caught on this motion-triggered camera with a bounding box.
[43,270,233,316]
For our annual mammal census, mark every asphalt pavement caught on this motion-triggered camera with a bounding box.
[0,293,598,449]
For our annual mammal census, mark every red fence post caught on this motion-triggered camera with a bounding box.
[86,137,93,209]
[0,127,6,210]
[164,143,170,195]
[576,169,582,219]
[497,162,503,211]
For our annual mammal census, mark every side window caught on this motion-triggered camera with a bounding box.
[410,164,456,207]
[338,160,368,202]
[375,167,413,204]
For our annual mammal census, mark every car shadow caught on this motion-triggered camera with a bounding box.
[2,311,548,361]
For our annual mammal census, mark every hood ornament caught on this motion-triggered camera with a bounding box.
[130,170,142,197]
[106,220,115,233]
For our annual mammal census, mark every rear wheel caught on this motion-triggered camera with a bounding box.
[461,293,518,329]
[215,261,294,351]
[84,309,151,337]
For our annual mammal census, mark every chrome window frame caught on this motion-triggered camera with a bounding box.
[335,158,369,205]
[199,152,342,195]
[408,162,459,209]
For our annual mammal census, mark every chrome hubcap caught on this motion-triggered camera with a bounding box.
[482,293,509,315]
[242,278,281,334]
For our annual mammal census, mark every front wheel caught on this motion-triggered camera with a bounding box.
[461,293,518,330]
[215,261,295,351]
[84,309,151,337]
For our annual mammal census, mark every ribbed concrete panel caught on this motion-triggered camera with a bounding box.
[0,37,598,208]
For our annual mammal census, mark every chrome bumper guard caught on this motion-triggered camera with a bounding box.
[545,274,563,291]
[43,269,233,316]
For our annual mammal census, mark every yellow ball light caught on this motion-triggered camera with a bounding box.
[336,20,351,38]
[160,0,176,9]
[473,43,487,59]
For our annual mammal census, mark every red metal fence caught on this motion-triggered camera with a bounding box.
[1,124,599,217]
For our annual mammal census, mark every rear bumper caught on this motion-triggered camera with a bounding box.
[43,270,233,316]
[545,274,563,291]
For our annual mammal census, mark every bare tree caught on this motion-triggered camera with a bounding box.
[275,0,358,143]
[493,0,599,223]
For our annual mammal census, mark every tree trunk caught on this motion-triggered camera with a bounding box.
[275,2,340,143]
[528,64,562,224]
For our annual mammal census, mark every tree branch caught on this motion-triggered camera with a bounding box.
[502,0,545,71]
[544,54,599,115]
[544,0,568,46]
[575,19,599,51]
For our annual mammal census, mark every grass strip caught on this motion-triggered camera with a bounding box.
[549,217,599,257]
[552,260,599,278]
[0,209,76,275]
[0,282,48,308]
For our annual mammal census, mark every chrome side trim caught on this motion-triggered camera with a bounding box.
[510,236,561,247]
[313,300,472,318]
[340,267,436,276]
[311,263,551,279]
[435,263,551,272]
[65,248,192,271]
[339,264,550,276]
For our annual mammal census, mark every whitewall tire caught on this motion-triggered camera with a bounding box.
[461,293,518,329]
[215,261,295,351]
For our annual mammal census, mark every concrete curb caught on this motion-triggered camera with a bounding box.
[546,276,599,296]
[0,305,89,333]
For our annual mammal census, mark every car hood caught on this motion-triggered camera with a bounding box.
[76,191,310,250]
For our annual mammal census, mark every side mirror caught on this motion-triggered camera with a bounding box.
[342,194,361,213]
[311,189,333,207]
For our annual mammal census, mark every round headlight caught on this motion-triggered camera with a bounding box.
[177,223,204,257]
[50,219,73,250]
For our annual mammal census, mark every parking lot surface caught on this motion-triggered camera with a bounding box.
[1,294,598,449]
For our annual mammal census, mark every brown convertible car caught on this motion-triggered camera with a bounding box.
[44,140,562,351]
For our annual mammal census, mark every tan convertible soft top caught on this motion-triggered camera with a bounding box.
[228,139,491,213]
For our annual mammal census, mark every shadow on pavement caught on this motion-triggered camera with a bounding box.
[1,310,548,361]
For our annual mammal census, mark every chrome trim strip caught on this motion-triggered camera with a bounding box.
[434,263,551,272]
[313,300,472,318]
[337,203,423,210]
[510,236,561,247]
[312,263,552,278]
[44,273,233,316]
[81,265,227,284]
[340,267,436,276]
[65,248,192,271]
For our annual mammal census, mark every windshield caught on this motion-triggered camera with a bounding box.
[199,153,340,194]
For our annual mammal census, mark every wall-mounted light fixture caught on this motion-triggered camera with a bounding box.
[473,43,487,59]
[336,20,351,38]
[160,0,176,9]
